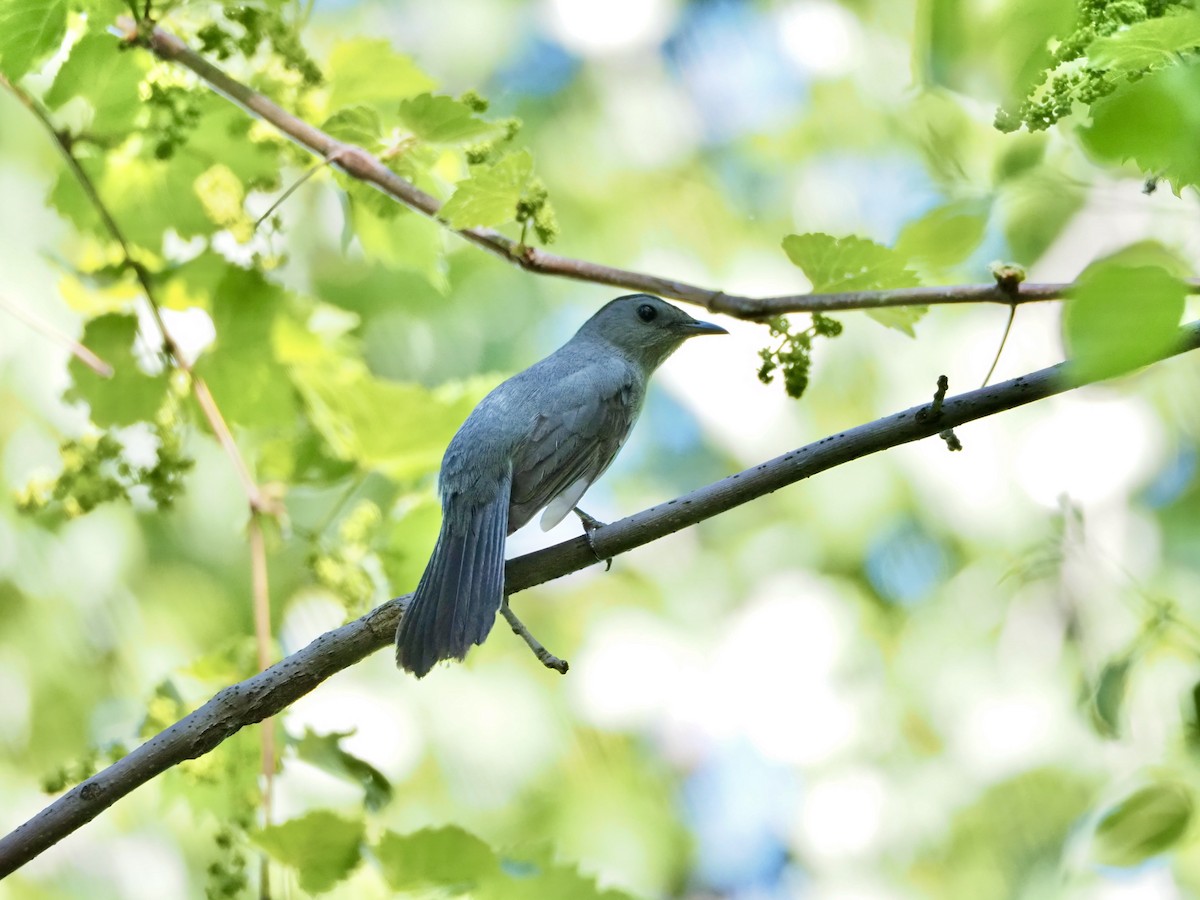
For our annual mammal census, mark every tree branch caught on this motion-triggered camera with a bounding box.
[114,19,1167,319]
[0,294,114,378]
[2,321,1198,876]
[0,69,271,516]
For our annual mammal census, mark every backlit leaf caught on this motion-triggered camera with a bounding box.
[1063,243,1188,382]
[292,364,489,480]
[194,266,297,429]
[895,199,991,271]
[44,31,147,136]
[292,728,392,811]
[1078,62,1200,193]
[439,149,533,229]
[374,826,499,892]
[254,810,364,894]
[1087,12,1200,74]
[321,106,384,149]
[0,0,66,79]
[783,233,924,334]
[782,233,921,293]
[66,313,169,427]
[398,93,501,144]
[326,38,436,109]
[1094,782,1193,867]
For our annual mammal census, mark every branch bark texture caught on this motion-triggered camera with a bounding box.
[3,323,1198,877]
[119,19,1108,319]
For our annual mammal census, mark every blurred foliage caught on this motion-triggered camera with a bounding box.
[0,0,1198,897]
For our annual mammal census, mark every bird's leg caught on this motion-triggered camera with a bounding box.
[500,597,569,674]
[573,507,612,572]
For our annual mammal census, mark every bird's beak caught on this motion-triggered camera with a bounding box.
[680,317,728,336]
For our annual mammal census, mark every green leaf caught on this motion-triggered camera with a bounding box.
[321,106,384,149]
[66,314,169,427]
[292,728,392,811]
[782,233,921,293]
[895,199,991,271]
[439,150,533,229]
[157,251,233,311]
[374,826,500,892]
[1088,656,1131,739]
[916,767,1097,897]
[864,306,927,337]
[51,153,216,250]
[350,204,447,290]
[1001,179,1085,265]
[0,0,66,79]
[397,93,501,144]
[292,365,489,480]
[326,38,436,110]
[782,233,924,335]
[1078,62,1200,193]
[476,859,640,900]
[992,134,1047,183]
[184,95,281,190]
[1088,12,1200,75]
[253,810,364,894]
[194,266,298,429]
[1063,243,1188,382]
[44,31,148,136]
[1094,782,1193,867]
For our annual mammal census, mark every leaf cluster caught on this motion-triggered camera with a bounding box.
[995,1,1200,135]
[16,414,193,519]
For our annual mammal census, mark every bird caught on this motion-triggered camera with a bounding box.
[395,293,727,677]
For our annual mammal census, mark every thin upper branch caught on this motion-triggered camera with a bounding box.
[0,68,271,514]
[0,295,114,377]
[3,320,1199,876]
[115,18,1122,319]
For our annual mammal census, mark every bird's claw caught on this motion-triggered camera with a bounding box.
[573,507,612,571]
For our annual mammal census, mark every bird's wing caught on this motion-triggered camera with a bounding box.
[508,377,638,533]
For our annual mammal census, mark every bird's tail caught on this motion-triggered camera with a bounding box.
[395,473,510,678]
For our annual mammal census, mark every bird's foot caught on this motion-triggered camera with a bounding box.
[573,507,612,572]
[500,598,568,675]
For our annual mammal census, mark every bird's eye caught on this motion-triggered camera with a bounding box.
[637,303,657,323]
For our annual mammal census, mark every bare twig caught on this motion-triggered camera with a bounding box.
[982,304,1018,387]
[116,19,1188,320]
[500,598,569,674]
[253,155,332,231]
[0,295,114,377]
[3,319,1199,876]
[248,516,274,899]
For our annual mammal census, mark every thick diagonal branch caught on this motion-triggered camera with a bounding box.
[2,322,1198,876]
[117,19,1126,319]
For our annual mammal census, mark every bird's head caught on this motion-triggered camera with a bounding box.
[577,294,727,371]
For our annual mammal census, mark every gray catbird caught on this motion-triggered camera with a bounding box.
[395,293,727,677]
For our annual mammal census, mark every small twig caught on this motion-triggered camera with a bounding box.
[253,155,335,231]
[500,598,569,674]
[917,375,962,450]
[939,429,963,451]
[248,516,274,900]
[918,375,950,422]
[982,303,1018,388]
[0,295,113,377]
[191,378,269,513]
